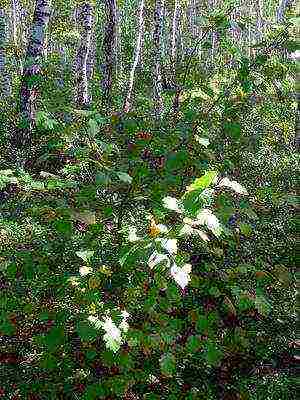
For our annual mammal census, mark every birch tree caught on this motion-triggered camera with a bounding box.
[276,0,293,23]
[16,0,50,148]
[75,2,93,108]
[101,0,118,105]
[0,8,10,98]
[152,0,164,118]
[171,0,180,62]
[11,0,24,74]
[123,0,144,113]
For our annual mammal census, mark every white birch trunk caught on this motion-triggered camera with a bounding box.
[153,0,164,118]
[276,0,292,24]
[171,0,180,61]
[123,0,145,113]
[17,0,50,147]
[0,8,10,98]
[11,0,23,74]
[11,0,17,44]
[75,2,93,108]
[251,0,264,59]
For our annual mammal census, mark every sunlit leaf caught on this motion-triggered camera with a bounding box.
[76,250,94,263]
[195,136,210,147]
[162,196,182,213]
[148,252,170,269]
[159,238,178,255]
[79,265,93,277]
[218,177,248,195]
[170,263,192,289]
[196,209,222,237]
[185,171,218,193]
[116,172,133,184]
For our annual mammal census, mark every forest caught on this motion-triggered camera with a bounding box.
[0,0,298,399]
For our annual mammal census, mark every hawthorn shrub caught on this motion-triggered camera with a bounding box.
[0,107,297,400]
[0,18,298,400]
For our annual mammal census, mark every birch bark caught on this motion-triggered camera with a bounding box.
[171,0,180,62]
[276,0,293,24]
[11,0,23,74]
[123,0,145,113]
[0,8,10,98]
[153,0,164,118]
[16,0,50,147]
[75,3,93,108]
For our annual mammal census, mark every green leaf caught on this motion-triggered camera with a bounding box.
[165,151,188,171]
[183,189,205,217]
[115,172,133,184]
[185,171,218,193]
[224,122,241,140]
[88,119,99,137]
[239,223,252,236]
[46,178,77,190]
[77,321,99,342]
[43,327,65,351]
[94,114,108,125]
[204,342,223,366]
[186,335,202,352]
[145,395,160,400]
[160,353,176,377]
[119,243,141,267]
[85,349,98,360]
[53,220,73,235]
[284,40,299,52]
[255,294,271,316]
[0,318,15,335]
[83,383,106,400]
[40,354,58,370]
[95,172,111,186]
[196,315,209,333]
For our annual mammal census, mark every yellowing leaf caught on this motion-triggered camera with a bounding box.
[149,217,161,237]
[224,296,237,316]
[88,277,100,289]
[98,265,112,276]
[71,210,96,225]
[89,303,97,315]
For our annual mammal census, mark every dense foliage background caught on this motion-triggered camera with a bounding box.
[0,0,298,399]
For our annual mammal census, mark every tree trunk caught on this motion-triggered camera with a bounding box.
[11,0,18,44]
[0,8,10,99]
[101,0,118,106]
[152,0,164,118]
[123,0,145,113]
[171,0,180,62]
[11,0,23,74]
[15,0,50,148]
[186,0,197,48]
[276,0,293,24]
[75,2,93,108]
[251,0,264,59]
